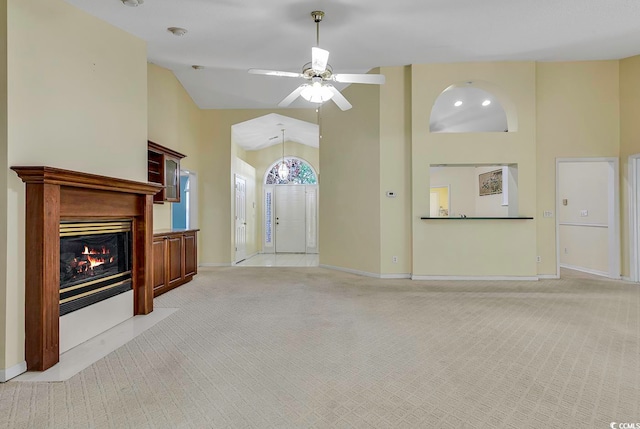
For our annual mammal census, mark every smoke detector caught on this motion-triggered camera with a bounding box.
[167,27,188,36]
[121,0,144,6]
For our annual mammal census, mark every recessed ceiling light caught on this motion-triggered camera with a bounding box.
[454,100,463,107]
[167,27,188,36]
[482,99,491,107]
[121,0,144,6]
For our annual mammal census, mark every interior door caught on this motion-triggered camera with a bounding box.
[276,186,306,253]
[235,175,247,262]
[430,192,440,217]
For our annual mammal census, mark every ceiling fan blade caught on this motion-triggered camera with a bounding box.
[333,73,386,85]
[248,69,304,78]
[311,47,330,73]
[327,86,352,111]
[278,85,306,107]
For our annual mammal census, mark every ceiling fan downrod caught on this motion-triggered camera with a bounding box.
[311,11,324,47]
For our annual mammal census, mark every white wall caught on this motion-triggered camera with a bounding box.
[429,166,510,217]
[474,166,509,217]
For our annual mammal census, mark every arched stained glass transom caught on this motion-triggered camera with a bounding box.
[265,157,317,185]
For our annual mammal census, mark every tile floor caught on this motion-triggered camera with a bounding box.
[235,253,319,267]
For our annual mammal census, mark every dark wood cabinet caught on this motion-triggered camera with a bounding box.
[152,229,198,297]
[148,141,186,204]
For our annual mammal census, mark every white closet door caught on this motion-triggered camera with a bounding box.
[234,175,247,262]
[275,186,306,253]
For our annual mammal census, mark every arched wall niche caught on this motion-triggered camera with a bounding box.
[429,80,519,133]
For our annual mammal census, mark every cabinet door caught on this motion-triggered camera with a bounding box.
[184,232,197,277]
[167,235,183,287]
[164,157,180,202]
[152,238,166,291]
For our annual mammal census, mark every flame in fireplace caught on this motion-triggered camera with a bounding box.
[81,245,111,269]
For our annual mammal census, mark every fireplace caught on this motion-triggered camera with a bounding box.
[59,221,133,316]
[12,166,162,371]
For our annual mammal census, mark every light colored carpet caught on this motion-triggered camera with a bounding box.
[1,267,639,428]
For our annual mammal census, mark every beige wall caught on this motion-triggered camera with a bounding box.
[619,56,640,278]
[379,66,412,274]
[430,167,476,217]
[243,141,319,253]
[148,63,203,231]
[412,62,537,277]
[536,61,620,275]
[3,0,147,370]
[198,109,316,265]
[320,77,382,274]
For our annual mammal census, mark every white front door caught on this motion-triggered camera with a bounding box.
[235,175,247,263]
[276,186,306,253]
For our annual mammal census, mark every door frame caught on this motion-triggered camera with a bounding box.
[234,174,247,263]
[628,154,640,282]
[262,156,319,254]
[555,157,620,279]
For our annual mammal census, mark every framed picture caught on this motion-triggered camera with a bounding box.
[479,169,503,196]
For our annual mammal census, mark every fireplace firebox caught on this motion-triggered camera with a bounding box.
[59,221,133,315]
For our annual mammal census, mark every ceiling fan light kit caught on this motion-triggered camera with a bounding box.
[248,10,385,111]
[300,81,334,103]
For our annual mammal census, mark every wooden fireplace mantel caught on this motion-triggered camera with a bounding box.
[12,166,163,371]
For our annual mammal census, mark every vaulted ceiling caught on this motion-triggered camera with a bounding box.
[62,1,640,150]
[65,0,640,111]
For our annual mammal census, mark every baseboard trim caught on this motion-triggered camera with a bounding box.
[319,264,381,278]
[379,273,412,279]
[199,263,232,267]
[0,361,27,382]
[538,274,560,279]
[411,275,539,281]
[560,263,610,278]
[320,264,410,279]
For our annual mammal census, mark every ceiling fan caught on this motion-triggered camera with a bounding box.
[248,11,385,111]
